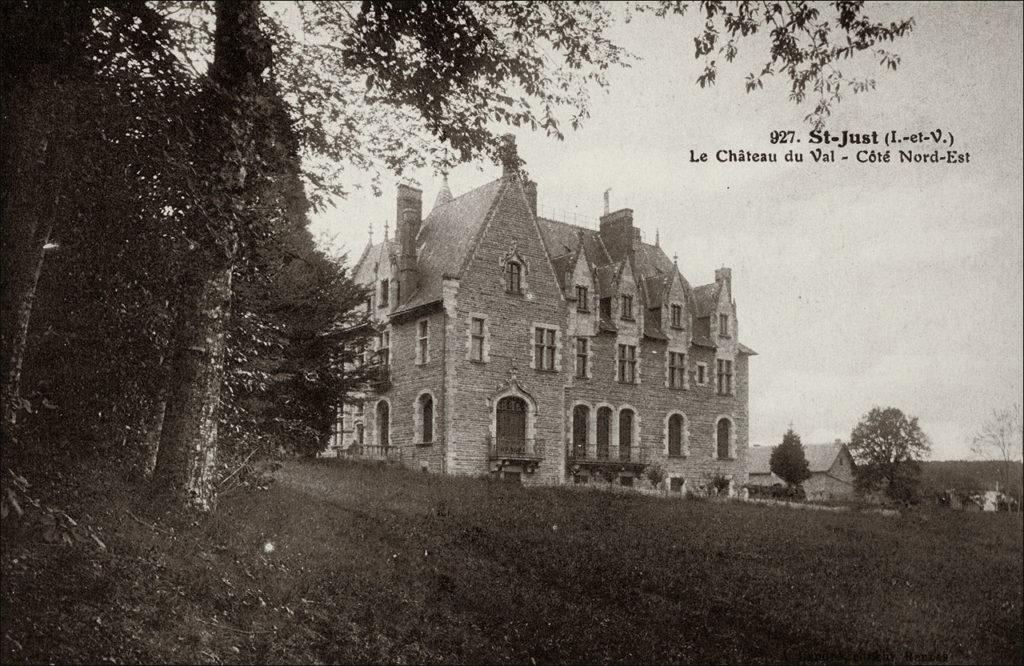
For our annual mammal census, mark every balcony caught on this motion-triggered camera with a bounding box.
[351,443,403,463]
[567,441,648,474]
[487,435,545,474]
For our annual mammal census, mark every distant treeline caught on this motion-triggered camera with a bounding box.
[920,461,1024,499]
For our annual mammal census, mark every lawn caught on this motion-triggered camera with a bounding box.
[3,458,1022,664]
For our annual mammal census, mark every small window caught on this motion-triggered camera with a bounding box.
[621,295,634,320]
[506,261,522,294]
[620,476,633,487]
[669,352,686,389]
[379,279,389,307]
[534,326,556,371]
[696,363,708,386]
[671,304,683,328]
[719,313,730,337]
[377,330,390,367]
[576,285,589,312]
[470,317,485,362]
[575,337,589,378]
[365,297,372,314]
[416,319,429,364]
[617,344,637,384]
[670,478,684,493]
[717,359,733,395]
[600,297,612,320]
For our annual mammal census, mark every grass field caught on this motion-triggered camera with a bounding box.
[3,458,1022,664]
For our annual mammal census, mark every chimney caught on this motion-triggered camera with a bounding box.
[603,189,610,215]
[523,179,537,218]
[397,184,423,299]
[715,267,732,296]
[599,208,636,263]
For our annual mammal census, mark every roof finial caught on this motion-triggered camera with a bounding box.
[603,188,610,215]
[384,219,390,242]
[368,221,374,245]
[432,172,454,210]
[655,228,660,247]
[673,252,678,266]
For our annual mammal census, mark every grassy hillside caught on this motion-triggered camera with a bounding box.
[921,460,1024,499]
[3,458,1022,664]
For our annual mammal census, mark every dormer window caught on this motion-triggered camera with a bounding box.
[575,285,589,312]
[379,279,389,307]
[671,304,683,329]
[719,313,730,337]
[506,261,522,294]
[620,295,634,321]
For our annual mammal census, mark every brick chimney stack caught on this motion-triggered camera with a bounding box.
[397,184,422,300]
[599,208,636,263]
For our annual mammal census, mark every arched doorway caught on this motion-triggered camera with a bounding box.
[619,409,634,461]
[717,418,731,459]
[572,405,589,458]
[596,407,612,460]
[496,396,527,453]
[377,401,390,450]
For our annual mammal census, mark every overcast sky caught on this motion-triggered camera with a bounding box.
[309,1,1024,461]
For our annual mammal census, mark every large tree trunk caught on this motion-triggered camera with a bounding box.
[151,265,233,511]
[149,0,270,513]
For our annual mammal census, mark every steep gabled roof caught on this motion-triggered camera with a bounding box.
[748,443,851,475]
[352,239,397,287]
[693,282,721,318]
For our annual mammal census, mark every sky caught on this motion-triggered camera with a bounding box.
[308,1,1024,461]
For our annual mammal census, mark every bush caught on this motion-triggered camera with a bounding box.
[644,464,666,488]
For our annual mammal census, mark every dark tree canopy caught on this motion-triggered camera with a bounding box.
[849,407,930,502]
[770,428,812,487]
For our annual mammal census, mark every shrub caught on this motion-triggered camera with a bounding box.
[644,464,666,488]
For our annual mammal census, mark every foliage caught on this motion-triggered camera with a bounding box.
[769,427,812,487]
[644,463,666,487]
[849,407,931,503]
[635,0,915,128]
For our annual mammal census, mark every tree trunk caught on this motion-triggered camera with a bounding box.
[147,0,270,513]
[151,264,233,511]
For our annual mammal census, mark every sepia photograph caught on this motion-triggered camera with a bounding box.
[2,1,1022,664]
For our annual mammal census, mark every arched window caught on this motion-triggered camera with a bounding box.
[496,396,527,453]
[418,393,434,444]
[572,405,589,458]
[668,414,684,457]
[717,418,732,459]
[619,409,634,461]
[506,261,522,294]
[596,407,612,460]
[377,401,390,449]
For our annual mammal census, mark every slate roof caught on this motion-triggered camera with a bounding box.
[748,443,849,475]
[692,282,720,318]
[352,239,397,287]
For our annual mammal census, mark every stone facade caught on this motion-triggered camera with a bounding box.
[332,146,756,491]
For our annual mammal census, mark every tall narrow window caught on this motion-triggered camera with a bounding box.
[600,297,612,320]
[534,327,556,371]
[621,295,634,320]
[416,319,429,364]
[377,401,390,449]
[572,405,589,458]
[575,285,589,312]
[696,363,708,386]
[379,279,389,307]
[419,393,433,443]
[506,261,522,294]
[668,414,684,457]
[719,313,730,337]
[575,337,589,378]
[596,407,612,460]
[618,344,637,384]
[470,317,485,362]
[717,418,732,459]
[378,330,390,368]
[669,352,686,389]
[619,409,634,461]
[671,304,683,328]
[717,359,733,395]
